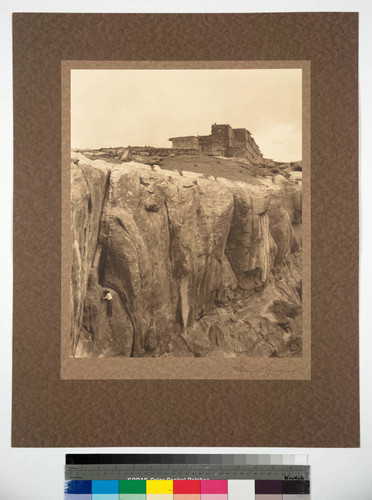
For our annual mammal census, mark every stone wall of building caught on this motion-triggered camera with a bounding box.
[210,124,234,156]
[169,124,264,162]
[229,128,263,161]
[198,135,212,154]
[169,136,199,149]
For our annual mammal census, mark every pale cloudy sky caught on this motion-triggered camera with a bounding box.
[71,68,302,162]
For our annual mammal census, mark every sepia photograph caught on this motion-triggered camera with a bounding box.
[67,64,307,366]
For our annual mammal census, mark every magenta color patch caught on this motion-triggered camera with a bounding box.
[200,481,228,495]
[200,494,227,500]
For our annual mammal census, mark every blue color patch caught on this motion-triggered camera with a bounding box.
[92,480,119,494]
[65,480,92,494]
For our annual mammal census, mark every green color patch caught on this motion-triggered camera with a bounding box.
[119,481,147,494]
[119,494,147,500]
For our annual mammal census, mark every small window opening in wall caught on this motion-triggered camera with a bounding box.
[88,197,92,213]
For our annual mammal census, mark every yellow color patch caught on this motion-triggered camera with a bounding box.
[146,480,173,494]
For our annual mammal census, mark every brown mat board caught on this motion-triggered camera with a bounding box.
[12,13,359,447]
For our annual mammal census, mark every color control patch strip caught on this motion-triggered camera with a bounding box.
[65,479,310,499]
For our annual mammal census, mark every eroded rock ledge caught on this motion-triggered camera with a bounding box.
[70,153,302,358]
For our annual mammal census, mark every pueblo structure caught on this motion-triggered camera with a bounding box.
[169,123,263,162]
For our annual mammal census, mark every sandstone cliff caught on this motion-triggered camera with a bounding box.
[70,153,302,358]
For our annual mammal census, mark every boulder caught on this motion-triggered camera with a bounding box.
[120,148,132,162]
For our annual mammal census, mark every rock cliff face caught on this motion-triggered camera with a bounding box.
[70,153,302,358]
[70,158,110,356]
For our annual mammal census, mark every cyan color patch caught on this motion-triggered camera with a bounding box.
[92,480,119,494]
[92,495,118,500]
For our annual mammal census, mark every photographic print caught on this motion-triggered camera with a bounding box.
[62,62,311,379]
[13,12,358,447]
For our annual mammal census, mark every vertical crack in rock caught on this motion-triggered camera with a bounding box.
[180,275,189,331]
[163,200,173,264]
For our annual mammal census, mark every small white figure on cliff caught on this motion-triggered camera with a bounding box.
[102,290,113,317]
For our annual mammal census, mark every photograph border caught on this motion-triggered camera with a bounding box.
[61,60,311,380]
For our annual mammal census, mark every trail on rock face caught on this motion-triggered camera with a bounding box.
[70,153,303,359]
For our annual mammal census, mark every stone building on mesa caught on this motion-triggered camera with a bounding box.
[169,123,263,162]
[167,135,199,150]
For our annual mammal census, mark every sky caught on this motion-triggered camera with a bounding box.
[71,68,302,162]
